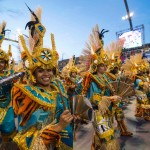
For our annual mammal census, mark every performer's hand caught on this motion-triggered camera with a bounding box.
[73,115,88,124]
[110,95,122,103]
[73,115,81,124]
[57,110,73,131]
[130,83,134,87]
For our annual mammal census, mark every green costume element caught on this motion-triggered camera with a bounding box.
[11,4,73,149]
[0,70,16,140]
[12,83,73,150]
[83,73,116,144]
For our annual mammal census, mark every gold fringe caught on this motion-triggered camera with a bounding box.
[31,137,47,150]
[59,141,72,150]
[92,135,119,150]
[101,139,120,150]
[14,83,57,108]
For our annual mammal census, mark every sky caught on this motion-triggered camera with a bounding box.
[0,0,150,62]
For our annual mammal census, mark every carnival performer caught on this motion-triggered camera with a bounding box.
[61,56,82,115]
[122,53,150,121]
[11,5,73,150]
[0,22,16,142]
[80,25,120,150]
[62,55,82,98]
[103,41,133,136]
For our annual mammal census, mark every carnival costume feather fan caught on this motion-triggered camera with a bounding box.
[110,81,135,98]
[79,25,109,73]
[119,75,133,84]
[73,95,92,121]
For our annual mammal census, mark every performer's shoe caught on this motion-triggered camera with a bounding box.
[135,108,143,117]
[118,120,133,136]
[135,112,143,117]
[144,116,150,121]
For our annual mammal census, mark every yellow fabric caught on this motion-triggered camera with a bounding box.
[91,93,102,105]
[100,129,114,140]
[13,126,38,150]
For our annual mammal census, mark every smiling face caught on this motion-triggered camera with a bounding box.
[34,67,54,87]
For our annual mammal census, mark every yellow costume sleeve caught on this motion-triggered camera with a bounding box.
[91,94,111,115]
[139,81,144,88]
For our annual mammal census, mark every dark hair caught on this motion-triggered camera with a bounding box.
[97,63,105,68]
[110,66,119,74]
[33,67,57,76]
[70,71,77,76]
[93,63,106,75]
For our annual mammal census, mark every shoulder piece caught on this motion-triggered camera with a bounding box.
[14,83,57,108]
[82,72,105,95]
[105,72,116,81]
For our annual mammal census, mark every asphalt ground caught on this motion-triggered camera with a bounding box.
[74,97,150,150]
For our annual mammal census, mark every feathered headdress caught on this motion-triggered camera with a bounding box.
[105,40,124,71]
[79,24,109,74]
[18,5,59,83]
[0,21,7,47]
[122,53,149,77]
[18,33,59,83]
[25,3,46,53]
[0,22,12,65]
[62,55,79,77]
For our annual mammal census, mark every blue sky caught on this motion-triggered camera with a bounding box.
[0,0,150,62]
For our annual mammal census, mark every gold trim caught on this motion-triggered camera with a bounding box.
[105,72,116,81]
[14,83,57,108]
[90,74,106,89]
[91,93,102,105]
[13,126,38,150]
[100,129,114,139]
[59,141,73,150]
[0,107,7,124]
